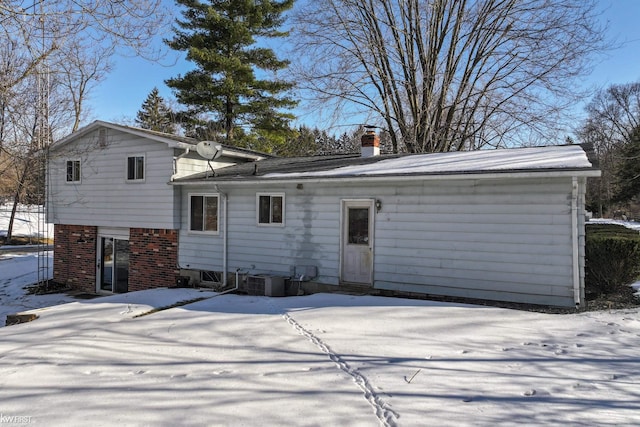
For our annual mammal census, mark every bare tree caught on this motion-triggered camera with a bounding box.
[579,82,640,216]
[293,0,607,153]
[0,1,173,241]
[55,40,115,132]
[0,1,171,133]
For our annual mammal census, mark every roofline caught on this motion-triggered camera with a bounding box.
[50,120,268,161]
[50,120,179,150]
[169,168,601,186]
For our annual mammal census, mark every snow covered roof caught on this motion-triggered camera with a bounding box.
[174,144,599,184]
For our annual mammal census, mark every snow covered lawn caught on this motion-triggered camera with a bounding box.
[0,252,73,324]
[1,289,639,426]
[0,204,52,240]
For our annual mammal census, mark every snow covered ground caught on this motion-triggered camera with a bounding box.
[0,278,639,425]
[0,204,53,240]
[0,252,74,325]
[1,215,639,425]
[588,217,640,232]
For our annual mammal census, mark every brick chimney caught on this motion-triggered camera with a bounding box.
[361,128,380,158]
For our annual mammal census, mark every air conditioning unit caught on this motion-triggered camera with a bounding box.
[246,275,285,297]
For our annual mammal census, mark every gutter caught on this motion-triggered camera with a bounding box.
[169,169,602,187]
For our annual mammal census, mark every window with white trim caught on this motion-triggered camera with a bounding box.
[66,160,81,183]
[190,194,219,233]
[257,193,284,226]
[126,155,144,181]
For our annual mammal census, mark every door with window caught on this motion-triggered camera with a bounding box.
[97,237,129,293]
[341,200,374,284]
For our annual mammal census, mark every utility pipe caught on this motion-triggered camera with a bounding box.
[571,177,580,307]
[215,185,228,288]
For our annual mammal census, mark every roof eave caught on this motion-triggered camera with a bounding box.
[51,120,268,161]
[170,168,601,186]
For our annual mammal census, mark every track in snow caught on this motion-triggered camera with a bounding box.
[277,307,399,427]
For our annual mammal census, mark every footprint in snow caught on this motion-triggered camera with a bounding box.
[572,382,598,391]
[171,373,188,379]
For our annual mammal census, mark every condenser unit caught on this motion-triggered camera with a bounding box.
[245,275,285,297]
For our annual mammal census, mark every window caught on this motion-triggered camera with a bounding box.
[190,194,219,233]
[257,193,284,226]
[200,270,221,283]
[66,160,81,183]
[127,155,144,181]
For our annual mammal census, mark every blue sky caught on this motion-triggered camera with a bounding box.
[88,0,640,133]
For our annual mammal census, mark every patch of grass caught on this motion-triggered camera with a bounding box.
[585,223,640,238]
[0,236,53,246]
[24,281,70,295]
[133,297,209,318]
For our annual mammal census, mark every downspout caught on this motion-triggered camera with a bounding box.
[571,177,580,307]
[173,148,190,277]
[215,185,228,287]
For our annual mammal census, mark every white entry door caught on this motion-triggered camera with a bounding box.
[341,200,374,284]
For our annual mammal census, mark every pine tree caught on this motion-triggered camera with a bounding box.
[615,126,640,204]
[135,87,176,134]
[165,0,296,146]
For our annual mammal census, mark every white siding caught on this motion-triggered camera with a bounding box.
[173,153,238,179]
[179,176,582,306]
[48,128,180,229]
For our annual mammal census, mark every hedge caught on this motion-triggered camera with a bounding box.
[585,224,640,297]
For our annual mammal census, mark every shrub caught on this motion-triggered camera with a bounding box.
[585,224,640,298]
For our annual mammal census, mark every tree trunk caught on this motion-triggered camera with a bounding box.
[5,162,29,243]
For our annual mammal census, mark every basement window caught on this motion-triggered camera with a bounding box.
[66,160,81,183]
[200,270,222,284]
[126,155,145,181]
[189,194,219,233]
[257,193,284,226]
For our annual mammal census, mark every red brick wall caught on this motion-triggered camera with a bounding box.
[129,228,179,291]
[53,224,97,293]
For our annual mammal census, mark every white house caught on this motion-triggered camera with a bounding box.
[48,122,600,307]
[46,120,267,294]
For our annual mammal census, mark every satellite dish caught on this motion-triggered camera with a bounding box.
[196,141,222,160]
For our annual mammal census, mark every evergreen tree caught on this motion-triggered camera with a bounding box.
[615,126,640,204]
[165,0,297,146]
[135,87,176,134]
[275,125,317,157]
